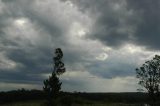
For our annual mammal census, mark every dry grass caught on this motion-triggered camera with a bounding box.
[1,102,145,106]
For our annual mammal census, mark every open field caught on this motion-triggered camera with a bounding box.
[1,90,159,106]
[0,100,157,106]
[0,101,147,106]
[1,100,44,106]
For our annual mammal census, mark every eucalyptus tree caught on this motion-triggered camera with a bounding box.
[43,48,65,105]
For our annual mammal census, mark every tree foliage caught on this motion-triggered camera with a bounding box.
[53,48,65,75]
[136,55,160,101]
[43,48,65,105]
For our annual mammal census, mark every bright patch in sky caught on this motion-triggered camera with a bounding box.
[66,0,74,7]
[96,53,108,61]
[125,44,144,54]
[61,71,138,92]
[14,18,27,26]
[77,29,86,37]
[102,47,112,52]
[70,22,87,38]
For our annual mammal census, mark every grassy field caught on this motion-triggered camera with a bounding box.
[1,104,144,106]
[1,101,146,106]
[1,100,44,106]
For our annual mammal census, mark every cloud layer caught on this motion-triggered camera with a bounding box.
[0,0,160,92]
[70,0,160,50]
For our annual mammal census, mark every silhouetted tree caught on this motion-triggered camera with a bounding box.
[43,48,65,106]
[136,55,160,102]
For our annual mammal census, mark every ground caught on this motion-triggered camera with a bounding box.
[1,100,146,106]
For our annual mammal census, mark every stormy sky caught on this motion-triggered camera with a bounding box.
[0,0,160,92]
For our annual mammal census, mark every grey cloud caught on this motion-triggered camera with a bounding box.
[127,0,160,50]
[87,54,137,79]
[69,0,134,47]
[89,62,136,79]
[0,0,59,85]
[70,0,160,50]
[0,0,92,88]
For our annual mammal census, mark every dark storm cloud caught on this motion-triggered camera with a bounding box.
[127,0,160,50]
[0,71,42,84]
[70,0,160,50]
[68,0,135,47]
[0,0,59,84]
[0,48,52,84]
[0,0,90,86]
